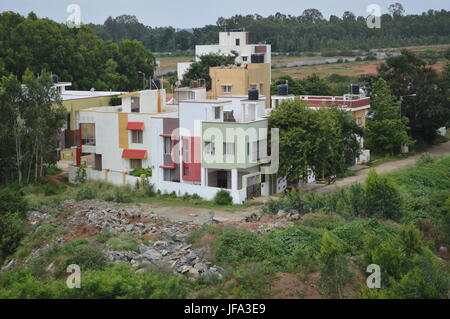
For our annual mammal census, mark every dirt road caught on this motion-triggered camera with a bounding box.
[315,141,450,194]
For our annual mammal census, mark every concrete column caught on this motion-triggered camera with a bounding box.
[201,168,207,187]
[231,168,238,190]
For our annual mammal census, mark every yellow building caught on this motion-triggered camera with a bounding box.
[209,63,271,108]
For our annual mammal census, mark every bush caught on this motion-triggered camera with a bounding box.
[365,170,402,220]
[0,188,28,215]
[416,153,435,166]
[213,190,233,205]
[75,184,96,201]
[57,239,108,277]
[113,187,131,203]
[130,168,152,177]
[0,212,26,263]
[141,179,155,197]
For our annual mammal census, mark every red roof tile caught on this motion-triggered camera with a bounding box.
[122,149,147,159]
[126,122,144,130]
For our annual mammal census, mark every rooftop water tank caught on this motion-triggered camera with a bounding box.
[151,79,161,90]
[248,88,259,100]
[277,84,288,96]
[351,84,360,95]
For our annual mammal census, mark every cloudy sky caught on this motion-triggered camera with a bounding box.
[1,0,449,28]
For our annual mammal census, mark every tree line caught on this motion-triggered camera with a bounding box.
[88,4,450,53]
[0,12,155,91]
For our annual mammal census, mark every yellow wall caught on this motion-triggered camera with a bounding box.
[210,63,272,108]
[61,96,114,130]
[60,148,76,161]
[118,113,129,149]
[353,110,367,127]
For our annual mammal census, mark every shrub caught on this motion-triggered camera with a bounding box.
[130,168,152,177]
[0,188,28,215]
[75,184,96,201]
[365,170,402,220]
[57,239,108,277]
[141,179,155,197]
[301,212,345,230]
[0,212,26,263]
[113,187,131,203]
[74,164,87,184]
[106,234,139,253]
[214,190,233,205]
[268,225,325,255]
[416,153,435,166]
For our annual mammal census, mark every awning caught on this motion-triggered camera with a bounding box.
[127,122,144,130]
[122,149,147,159]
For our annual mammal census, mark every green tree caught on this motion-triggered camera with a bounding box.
[317,232,351,298]
[378,51,449,142]
[365,170,402,219]
[365,79,412,155]
[182,53,237,90]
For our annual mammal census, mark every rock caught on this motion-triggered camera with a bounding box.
[212,217,228,223]
[189,214,198,217]
[1,259,17,271]
[288,213,301,221]
[46,261,55,272]
[153,241,168,247]
[141,248,162,261]
[439,246,448,258]
[193,262,208,273]
[208,211,215,221]
[242,213,261,222]
[178,265,191,274]
[139,245,150,254]
[277,210,288,217]
[188,267,200,278]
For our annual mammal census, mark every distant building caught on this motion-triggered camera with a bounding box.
[177,31,271,81]
[209,63,272,108]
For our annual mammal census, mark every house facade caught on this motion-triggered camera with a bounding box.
[70,87,286,204]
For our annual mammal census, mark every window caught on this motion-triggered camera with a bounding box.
[205,142,215,155]
[130,159,142,169]
[242,56,248,62]
[184,139,190,163]
[214,106,221,119]
[184,167,189,176]
[163,168,173,181]
[222,85,232,93]
[357,117,363,126]
[235,38,240,46]
[131,130,143,144]
[163,137,171,155]
[223,142,235,156]
[131,97,140,112]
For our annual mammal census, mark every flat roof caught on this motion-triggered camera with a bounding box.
[61,90,126,101]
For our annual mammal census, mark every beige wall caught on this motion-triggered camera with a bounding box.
[210,63,271,108]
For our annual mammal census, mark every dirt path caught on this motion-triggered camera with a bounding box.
[314,141,450,194]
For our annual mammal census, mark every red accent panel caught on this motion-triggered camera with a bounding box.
[127,122,144,130]
[181,136,201,181]
[122,149,147,159]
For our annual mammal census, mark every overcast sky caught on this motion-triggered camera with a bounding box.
[1,0,449,28]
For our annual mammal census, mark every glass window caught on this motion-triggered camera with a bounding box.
[164,137,171,154]
[235,39,240,46]
[223,142,235,156]
[130,159,142,169]
[205,142,215,155]
[214,106,221,119]
[184,139,190,163]
[131,130,143,144]
[131,97,140,112]
[222,85,232,93]
[184,167,189,176]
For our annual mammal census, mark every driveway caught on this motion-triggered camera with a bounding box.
[314,141,450,194]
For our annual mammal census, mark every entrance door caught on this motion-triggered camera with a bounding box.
[217,170,228,189]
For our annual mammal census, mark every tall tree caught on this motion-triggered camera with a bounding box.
[378,51,450,142]
[365,78,412,155]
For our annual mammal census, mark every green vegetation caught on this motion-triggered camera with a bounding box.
[365,79,413,155]
[213,190,233,206]
[269,100,363,183]
[130,168,152,177]
[0,12,155,91]
[88,8,450,53]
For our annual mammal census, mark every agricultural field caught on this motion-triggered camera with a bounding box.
[155,56,195,71]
